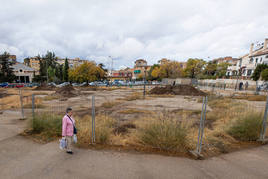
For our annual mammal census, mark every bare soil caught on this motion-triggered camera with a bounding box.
[150,85,207,96]
[55,85,78,97]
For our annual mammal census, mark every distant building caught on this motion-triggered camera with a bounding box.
[132,59,151,80]
[12,63,35,83]
[226,38,268,79]
[158,58,171,65]
[8,55,17,63]
[25,57,40,75]
[55,57,86,68]
[213,56,238,65]
[109,68,132,81]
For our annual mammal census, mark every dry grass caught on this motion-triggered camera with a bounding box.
[1,93,43,110]
[43,95,59,101]
[76,115,116,145]
[124,92,143,101]
[231,94,266,101]
[23,103,46,109]
[118,109,152,114]
[101,101,121,108]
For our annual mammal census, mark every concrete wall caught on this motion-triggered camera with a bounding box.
[198,79,263,89]
[162,78,192,85]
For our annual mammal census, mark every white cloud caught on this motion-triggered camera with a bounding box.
[0,0,267,67]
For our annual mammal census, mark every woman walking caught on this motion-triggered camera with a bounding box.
[62,107,76,154]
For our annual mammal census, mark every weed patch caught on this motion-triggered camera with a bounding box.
[227,112,262,141]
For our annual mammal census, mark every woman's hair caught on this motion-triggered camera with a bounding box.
[66,107,72,113]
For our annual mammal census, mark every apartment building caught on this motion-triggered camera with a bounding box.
[132,59,151,80]
[226,38,268,79]
[55,57,86,68]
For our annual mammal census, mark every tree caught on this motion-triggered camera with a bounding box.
[148,64,160,80]
[203,61,217,76]
[252,64,268,81]
[0,52,16,82]
[63,58,69,81]
[98,63,108,72]
[24,58,30,66]
[216,62,229,78]
[69,61,105,83]
[47,66,55,82]
[261,69,268,81]
[150,61,183,80]
[184,58,206,79]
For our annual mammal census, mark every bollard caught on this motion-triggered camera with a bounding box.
[91,95,96,143]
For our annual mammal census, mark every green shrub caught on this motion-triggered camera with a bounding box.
[32,113,62,138]
[227,112,262,141]
[139,120,188,151]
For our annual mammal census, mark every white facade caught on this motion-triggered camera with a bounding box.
[227,38,268,78]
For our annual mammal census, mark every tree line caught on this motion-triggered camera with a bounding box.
[146,58,229,81]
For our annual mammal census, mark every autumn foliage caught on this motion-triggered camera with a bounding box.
[69,61,105,83]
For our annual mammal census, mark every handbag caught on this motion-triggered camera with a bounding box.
[59,138,66,150]
[66,115,77,134]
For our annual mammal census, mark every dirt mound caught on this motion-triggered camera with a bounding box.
[55,85,77,97]
[34,84,55,91]
[149,85,206,96]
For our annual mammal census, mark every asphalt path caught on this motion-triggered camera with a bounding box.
[1,110,268,179]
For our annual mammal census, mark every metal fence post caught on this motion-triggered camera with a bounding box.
[260,95,268,141]
[196,96,205,154]
[199,96,208,153]
[19,88,25,119]
[92,95,96,143]
[32,94,35,125]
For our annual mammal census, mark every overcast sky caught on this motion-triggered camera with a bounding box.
[0,0,268,69]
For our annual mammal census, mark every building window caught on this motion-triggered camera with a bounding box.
[247,69,252,76]
[266,55,268,58]
[256,58,258,63]
[19,69,23,73]
[249,58,254,63]
[260,58,262,62]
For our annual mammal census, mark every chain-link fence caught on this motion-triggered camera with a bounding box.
[1,87,268,158]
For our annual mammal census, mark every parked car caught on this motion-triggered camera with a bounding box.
[15,84,24,88]
[48,82,57,87]
[89,82,96,86]
[0,82,8,88]
[57,82,70,87]
[24,83,33,87]
[72,83,80,87]
[32,83,40,87]
[79,82,87,87]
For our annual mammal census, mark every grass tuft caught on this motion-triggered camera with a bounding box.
[30,113,62,140]
[138,118,189,152]
[226,112,262,141]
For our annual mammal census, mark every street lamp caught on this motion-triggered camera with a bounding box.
[143,69,146,99]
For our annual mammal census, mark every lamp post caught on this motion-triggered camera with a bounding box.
[143,69,146,99]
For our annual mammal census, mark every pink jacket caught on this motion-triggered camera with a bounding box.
[62,115,75,137]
